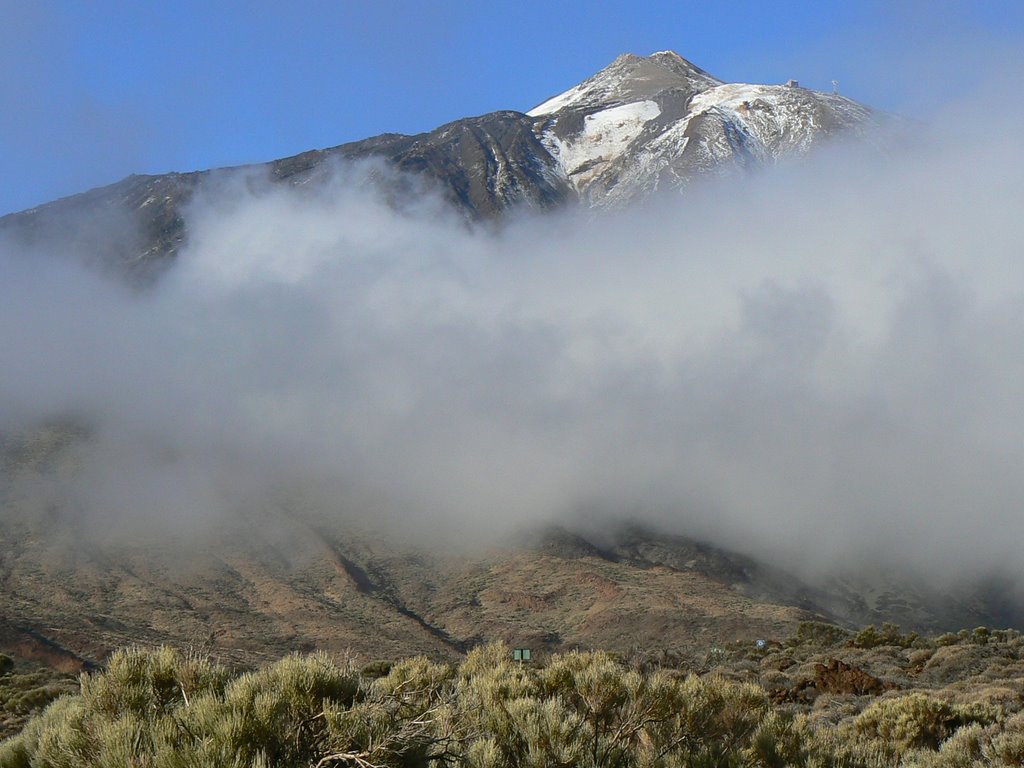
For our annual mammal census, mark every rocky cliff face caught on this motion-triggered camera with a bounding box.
[0,51,877,279]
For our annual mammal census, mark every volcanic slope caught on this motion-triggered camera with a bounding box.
[2,426,1020,670]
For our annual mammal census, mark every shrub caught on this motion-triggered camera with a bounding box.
[850,623,918,650]
[853,693,998,755]
[987,714,1024,765]
[788,622,851,650]
[361,659,395,678]
[6,629,1024,768]
[80,645,232,720]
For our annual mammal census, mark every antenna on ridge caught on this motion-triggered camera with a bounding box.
[832,79,840,95]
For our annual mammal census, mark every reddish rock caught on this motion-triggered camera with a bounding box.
[813,658,896,695]
[776,658,897,702]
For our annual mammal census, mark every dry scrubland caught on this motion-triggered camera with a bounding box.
[3,623,1024,766]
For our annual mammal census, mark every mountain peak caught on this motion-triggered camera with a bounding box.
[612,49,716,78]
[527,50,722,116]
[526,49,874,207]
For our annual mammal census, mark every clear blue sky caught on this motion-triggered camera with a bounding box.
[1,0,1022,216]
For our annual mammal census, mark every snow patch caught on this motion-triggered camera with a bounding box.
[528,84,588,117]
[546,100,662,189]
[688,83,844,157]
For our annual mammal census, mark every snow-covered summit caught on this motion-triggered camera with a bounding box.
[527,50,875,207]
[527,50,722,117]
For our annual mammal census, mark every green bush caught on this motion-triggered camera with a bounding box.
[852,693,999,756]
[4,631,1024,768]
[362,659,395,678]
[850,623,919,650]
[0,648,361,768]
[788,622,852,650]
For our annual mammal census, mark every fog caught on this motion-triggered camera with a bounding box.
[2,95,1024,587]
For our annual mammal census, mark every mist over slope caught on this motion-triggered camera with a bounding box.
[3,60,1024,622]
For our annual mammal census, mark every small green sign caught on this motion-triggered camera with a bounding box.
[513,648,532,661]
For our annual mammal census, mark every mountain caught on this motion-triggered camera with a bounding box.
[0,51,876,281]
[7,52,982,673]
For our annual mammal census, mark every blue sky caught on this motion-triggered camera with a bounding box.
[1,0,1022,216]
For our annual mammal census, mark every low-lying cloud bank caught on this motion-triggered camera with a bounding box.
[2,96,1024,587]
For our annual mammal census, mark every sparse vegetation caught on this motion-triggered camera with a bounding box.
[0,661,77,741]
[850,623,920,650]
[4,624,1024,767]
